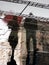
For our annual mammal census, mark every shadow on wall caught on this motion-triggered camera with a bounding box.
[7,16,19,65]
[7,32,18,65]
[7,58,16,65]
[24,17,38,65]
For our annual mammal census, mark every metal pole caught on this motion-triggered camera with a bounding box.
[19,2,30,16]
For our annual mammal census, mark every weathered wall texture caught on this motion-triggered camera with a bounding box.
[14,27,27,65]
[0,21,49,65]
[25,21,49,65]
[0,42,12,65]
[0,27,27,65]
[37,21,49,51]
[35,21,49,65]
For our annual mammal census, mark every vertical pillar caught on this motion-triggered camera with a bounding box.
[14,27,27,65]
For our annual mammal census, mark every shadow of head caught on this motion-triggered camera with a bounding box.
[7,58,17,65]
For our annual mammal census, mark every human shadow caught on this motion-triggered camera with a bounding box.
[7,17,19,65]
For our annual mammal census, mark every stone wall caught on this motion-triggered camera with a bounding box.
[0,42,12,65]
[14,27,27,65]
[37,21,49,52]
[35,21,49,65]
[25,20,49,65]
[0,27,27,65]
[0,20,49,65]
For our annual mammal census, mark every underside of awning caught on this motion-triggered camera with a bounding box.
[0,1,49,21]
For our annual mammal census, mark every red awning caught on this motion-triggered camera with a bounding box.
[17,16,23,24]
[3,15,13,23]
[3,15,23,24]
